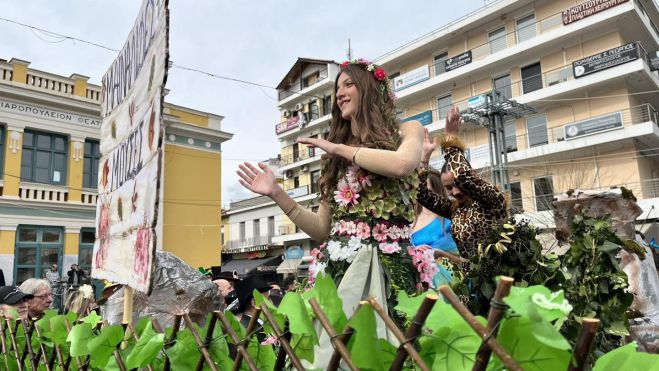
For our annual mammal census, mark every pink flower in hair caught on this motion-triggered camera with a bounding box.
[374,68,387,81]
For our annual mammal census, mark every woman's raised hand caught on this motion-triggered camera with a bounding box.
[296,137,338,157]
[237,162,280,197]
[422,128,438,162]
[445,106,462,137]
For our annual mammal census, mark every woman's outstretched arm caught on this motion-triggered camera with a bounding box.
[297,120,424,178]
[237,162,331,241]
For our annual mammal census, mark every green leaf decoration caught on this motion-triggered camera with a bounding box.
[278,292,316,337]
[504,285,572,323]
[80,311,102,326]
[346,305,387,370]
[593,342,659,371]
[224,311,246,342]
[290,333,316,363]
[529,319,571,350]
[134,316,152,336]
[87,325,124,369]
[395,291,463,332]
[488,317,570,371]
[419,320,480,371]
[203,315,233,370]
[125,321,164,369]
[66,323,93,357]
[254,290,285,332]
[244,337,276,371]
[302,273,347,332]
[48,313,76,346]
[167,329,200,369]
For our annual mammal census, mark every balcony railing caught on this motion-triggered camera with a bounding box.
[225,235,274,251]
[26,72,75,95]
[278,70,330,101]
[19,183,68,203]
[280,147,325,166]
[278,224,297,236]
[81,190,98,205]
[502,103,658,153]
[0,64,12,82]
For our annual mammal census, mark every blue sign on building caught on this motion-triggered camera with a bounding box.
[402,110,433,126]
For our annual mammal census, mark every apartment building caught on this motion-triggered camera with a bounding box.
[0,57,232,285]
[377,0,659,238]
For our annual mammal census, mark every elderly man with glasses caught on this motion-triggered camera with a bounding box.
[19,278,53,320]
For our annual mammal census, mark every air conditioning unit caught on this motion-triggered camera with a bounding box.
[295,103,304,111]
[285,170,293,178]
[300,165,309,172]
[282,109,291,118]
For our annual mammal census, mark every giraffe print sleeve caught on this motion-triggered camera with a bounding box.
[445,146,506,211]
[417,169,454,219]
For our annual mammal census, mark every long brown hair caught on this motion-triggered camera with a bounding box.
[413,169,448,230]
[318,64,400,202]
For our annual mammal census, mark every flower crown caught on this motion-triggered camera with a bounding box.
[340,58,397,103]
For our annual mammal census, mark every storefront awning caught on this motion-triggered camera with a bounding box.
[276,258,303,274]
[221,256,282,277]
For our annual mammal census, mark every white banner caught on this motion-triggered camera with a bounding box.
[92,0,169,293]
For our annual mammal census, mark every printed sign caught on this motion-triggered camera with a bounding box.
[564,112,623,140]
[275,115,300,134]
[572,42,638,78]
[393,65,430,92]
[0,99,101,128]
[286,185,309,198]
[402,110,433,126]
[468,95,486,109]
[445,51,472,72]
[286,246,304,259]
[92,0,169,294]
[649,56,659,71]
[562,0,628,25]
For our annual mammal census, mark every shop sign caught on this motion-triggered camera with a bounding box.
[92,0,169,294]
[393,65,430,92]
[564,112,623,140]
[562,0,629,25]
[286,185,309,198]
[286,246,304,259]
[402,110,433,126]
[572,42,638,79]
[275,115,300,134]
[445,51,472,72]
[468,95,486,109]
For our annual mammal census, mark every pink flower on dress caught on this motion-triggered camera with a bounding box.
[379,242,401,254]
[387,225,402,241]
[345,221,357,235]
[372,223,389,242]
[337,220,348,235]
[311,247,324,261]
[334,179,360,206]
[358,175,372,189]
[356,222,371,239]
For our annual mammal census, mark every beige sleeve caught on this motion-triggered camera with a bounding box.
[285,202,332,242]
[353,121,424,178]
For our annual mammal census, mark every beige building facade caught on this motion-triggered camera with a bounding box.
[377,0,659,237]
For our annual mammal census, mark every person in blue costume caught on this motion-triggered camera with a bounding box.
[411,166,460,288]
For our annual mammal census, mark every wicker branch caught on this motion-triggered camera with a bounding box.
[438,285,522,371]
[390,292,438,370]
[472,276,514,371]
[215,311,258,371]
[309,297,358,371]
[259,303,305,371]
[232,307,262,371]
[568,318,600,371]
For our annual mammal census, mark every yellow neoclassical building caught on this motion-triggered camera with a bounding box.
[0,57,232,285]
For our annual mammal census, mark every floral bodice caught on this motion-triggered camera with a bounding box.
[310,165,438,288]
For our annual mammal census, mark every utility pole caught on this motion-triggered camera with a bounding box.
[346,38,353,60]
[461,91,535,209]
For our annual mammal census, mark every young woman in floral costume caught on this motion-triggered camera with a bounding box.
[237,59,429,343]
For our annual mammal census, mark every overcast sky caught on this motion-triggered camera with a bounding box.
[2,0,489,207]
